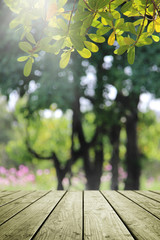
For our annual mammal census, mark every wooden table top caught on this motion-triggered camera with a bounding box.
[0,190,160,239]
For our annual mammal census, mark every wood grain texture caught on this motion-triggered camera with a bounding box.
[0,191,65,240]
[84,191,134,240]
[135,190,160,202]
[119,191,160,219]
[0,191,50,225]
[0,190,160,240]
[102,191,160,240]
[33,191,82,240]
[151,191,160,194]
[0,191,20,198]
[0,191,32,207]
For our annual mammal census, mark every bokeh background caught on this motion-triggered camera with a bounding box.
[1,0,160,191]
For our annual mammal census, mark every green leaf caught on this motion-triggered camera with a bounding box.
[74,10,91,21]
[88,34,105,43]
[57,18,68,32]
[70,33,84,51]
[115,18,124,28]
[114,45,128,55]
[50,38,65,54]
[117,35,125,45]
[19,42,32,53]
[147,21,154,34]
[17,56,29,62]
[96,26,111,35]
[77,48,92,58]
[127,47,135,65]
[23,58,32,77]
[112,10,121,19]
[111,0,126,9]
[9,17,20,29]
[124,37,135,45]
[26,33,36,44]
[99,12,114,21]
[92,19,103,28]
[33,54,39,58]
[60,50,71,69]
[97,0,110,9]
[84,41,99,52]
[69,21,83,31]
[82,14,94,29]
[126,22,137,35]
[136,37,153,46]
[121,1,132,13]
[88,0,97,10]
[152,35,160,42]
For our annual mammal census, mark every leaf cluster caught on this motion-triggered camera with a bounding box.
[4,0,160,76]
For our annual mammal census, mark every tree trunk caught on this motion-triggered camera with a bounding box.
[56,169,64,190]
[125,111,141,190]
[110,124,121,190]
[85,139,104,190]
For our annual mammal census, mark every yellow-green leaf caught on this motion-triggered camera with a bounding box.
[84,41,99,52]
[77,48,92,58]
[124,37,135,45]
[99,12,114,21]
[147,21,154,34]
[127,47,135,65]
[97,0,110,9]
[152,35,159,42]
[114,45,128,55]
[60,50,71,69]
[19,42,32,53]
[96,26,111,35]
[17,56,29,62]
[155,18,160,32]
[88,34,105,43]
[108,31,115,46]
[23,58,32,77]
[26,33,36,44]
[9,17,20,29]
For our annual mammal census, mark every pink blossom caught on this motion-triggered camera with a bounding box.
[101,174,111,182]
[72,177,80,185]
[9,168,17,174]
[26,174,35,182]
[19,165,29,174]
[37,169,43,176]
[104,164,112,171]
[0,165,35,187]
[0,166,7,175]
[62,178,69,186]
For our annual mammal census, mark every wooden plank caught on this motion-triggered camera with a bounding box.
[0,191,65,240]
[119,191,160,219]
[102,191,160,240]
[0,191,20,198]
[0,191,32,207]
[83,191,134,240]
[135,190,160,203]
[151,190,160,195]
[0,191,50,225]
[33,191,82,240]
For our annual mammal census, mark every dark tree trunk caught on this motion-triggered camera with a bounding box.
[85,139,104,190]
[56,169,64,190]
[125,111,141,190]
[110,124,121,190]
